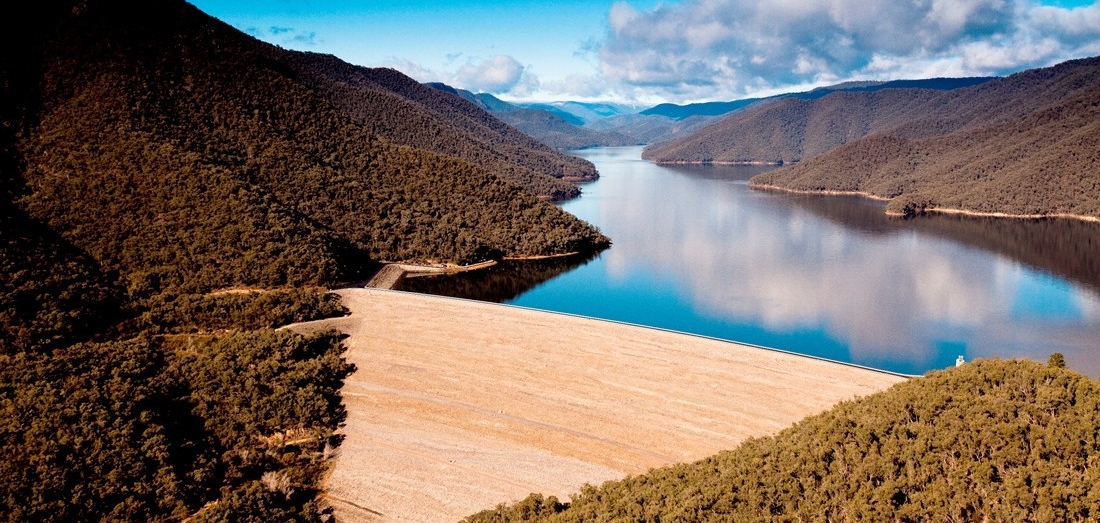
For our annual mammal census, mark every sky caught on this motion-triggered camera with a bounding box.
[189,0,1100,105]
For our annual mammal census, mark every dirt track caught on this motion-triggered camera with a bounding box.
[288,289,905,522]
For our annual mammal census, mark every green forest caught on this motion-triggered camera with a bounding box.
[1,0,608,520]
[468,358,1100,522]
[6,1,1100,521]
[0,291,353,521]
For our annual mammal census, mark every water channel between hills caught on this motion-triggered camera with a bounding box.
[401,146,1100,377]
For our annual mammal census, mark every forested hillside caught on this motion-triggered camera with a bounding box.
[286,54,600,200]
[643,61,1089,164]
[640,78,992,122]
[644,88,946,163]
[468,358,1100,522]
[0,0,607,520]
[750,57,1100,219]
[10,0,608,295]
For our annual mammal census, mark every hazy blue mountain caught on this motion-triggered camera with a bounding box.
[426,84,639,148]
[518,101,643,125]
[642,77,996,121]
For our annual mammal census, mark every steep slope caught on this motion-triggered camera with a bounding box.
[644,88,950,163]
[641,78,993,122]
[0,1,608,520]
[286,55,598,200]
[7,0,608,302]
[751,58,1100,219]
[468,359,1100,522]
[643,67,1084,164]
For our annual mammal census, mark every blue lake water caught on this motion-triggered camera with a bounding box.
[406,146,1100,376]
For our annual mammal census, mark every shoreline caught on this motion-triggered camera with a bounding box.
[748,182,891,201]
[648,159,787,166]
[364,252,589,289]
[363,260,499,289]
[502,251,581,261]
[289,289,905,522]
[886,206,1100,223]
[750,183,1100,223]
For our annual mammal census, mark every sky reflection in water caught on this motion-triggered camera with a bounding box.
[506,147,1100,376]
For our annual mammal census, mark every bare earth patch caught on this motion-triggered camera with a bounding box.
[288,289,905,522]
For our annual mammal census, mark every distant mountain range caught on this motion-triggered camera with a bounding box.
[427,77,997,151]
[520,101,642,125]
[423,65,1098,221]
[426,83,640,149]
[641,77,994,121]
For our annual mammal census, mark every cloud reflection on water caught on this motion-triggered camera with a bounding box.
[567,147,1100,375]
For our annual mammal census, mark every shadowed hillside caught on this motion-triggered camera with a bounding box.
[286,54,600,200]
[0,0,607,520]
[8,0,608,301]
[750,58,1100,220]
[643,61,1092,164]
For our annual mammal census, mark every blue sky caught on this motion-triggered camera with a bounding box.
[190,0,1100,104]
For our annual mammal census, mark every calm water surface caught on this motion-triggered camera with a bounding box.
[407,146,1100,376]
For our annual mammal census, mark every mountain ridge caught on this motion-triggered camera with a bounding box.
[747,56,1100,220]
[645,58,1097,164]
[1,0,609,519]
[640,77,995,121]
[284,53,597,200]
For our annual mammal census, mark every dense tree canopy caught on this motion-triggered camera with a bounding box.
[0,329,351,522]
[0,0,608,520]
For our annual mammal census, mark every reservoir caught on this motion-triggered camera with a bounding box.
[403,146,1100,376]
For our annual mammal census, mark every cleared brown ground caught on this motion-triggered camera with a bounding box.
[289,289,905,522]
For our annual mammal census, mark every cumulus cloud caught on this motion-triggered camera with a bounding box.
[388,55,540,97]
[599,0,1100,101]
[453,55,538,94]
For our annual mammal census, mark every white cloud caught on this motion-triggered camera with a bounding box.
[453,55,531,93]
[383,59,447,83]
[383,54,543,97]
[597,0,1100,102]
[384,55,540,97]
